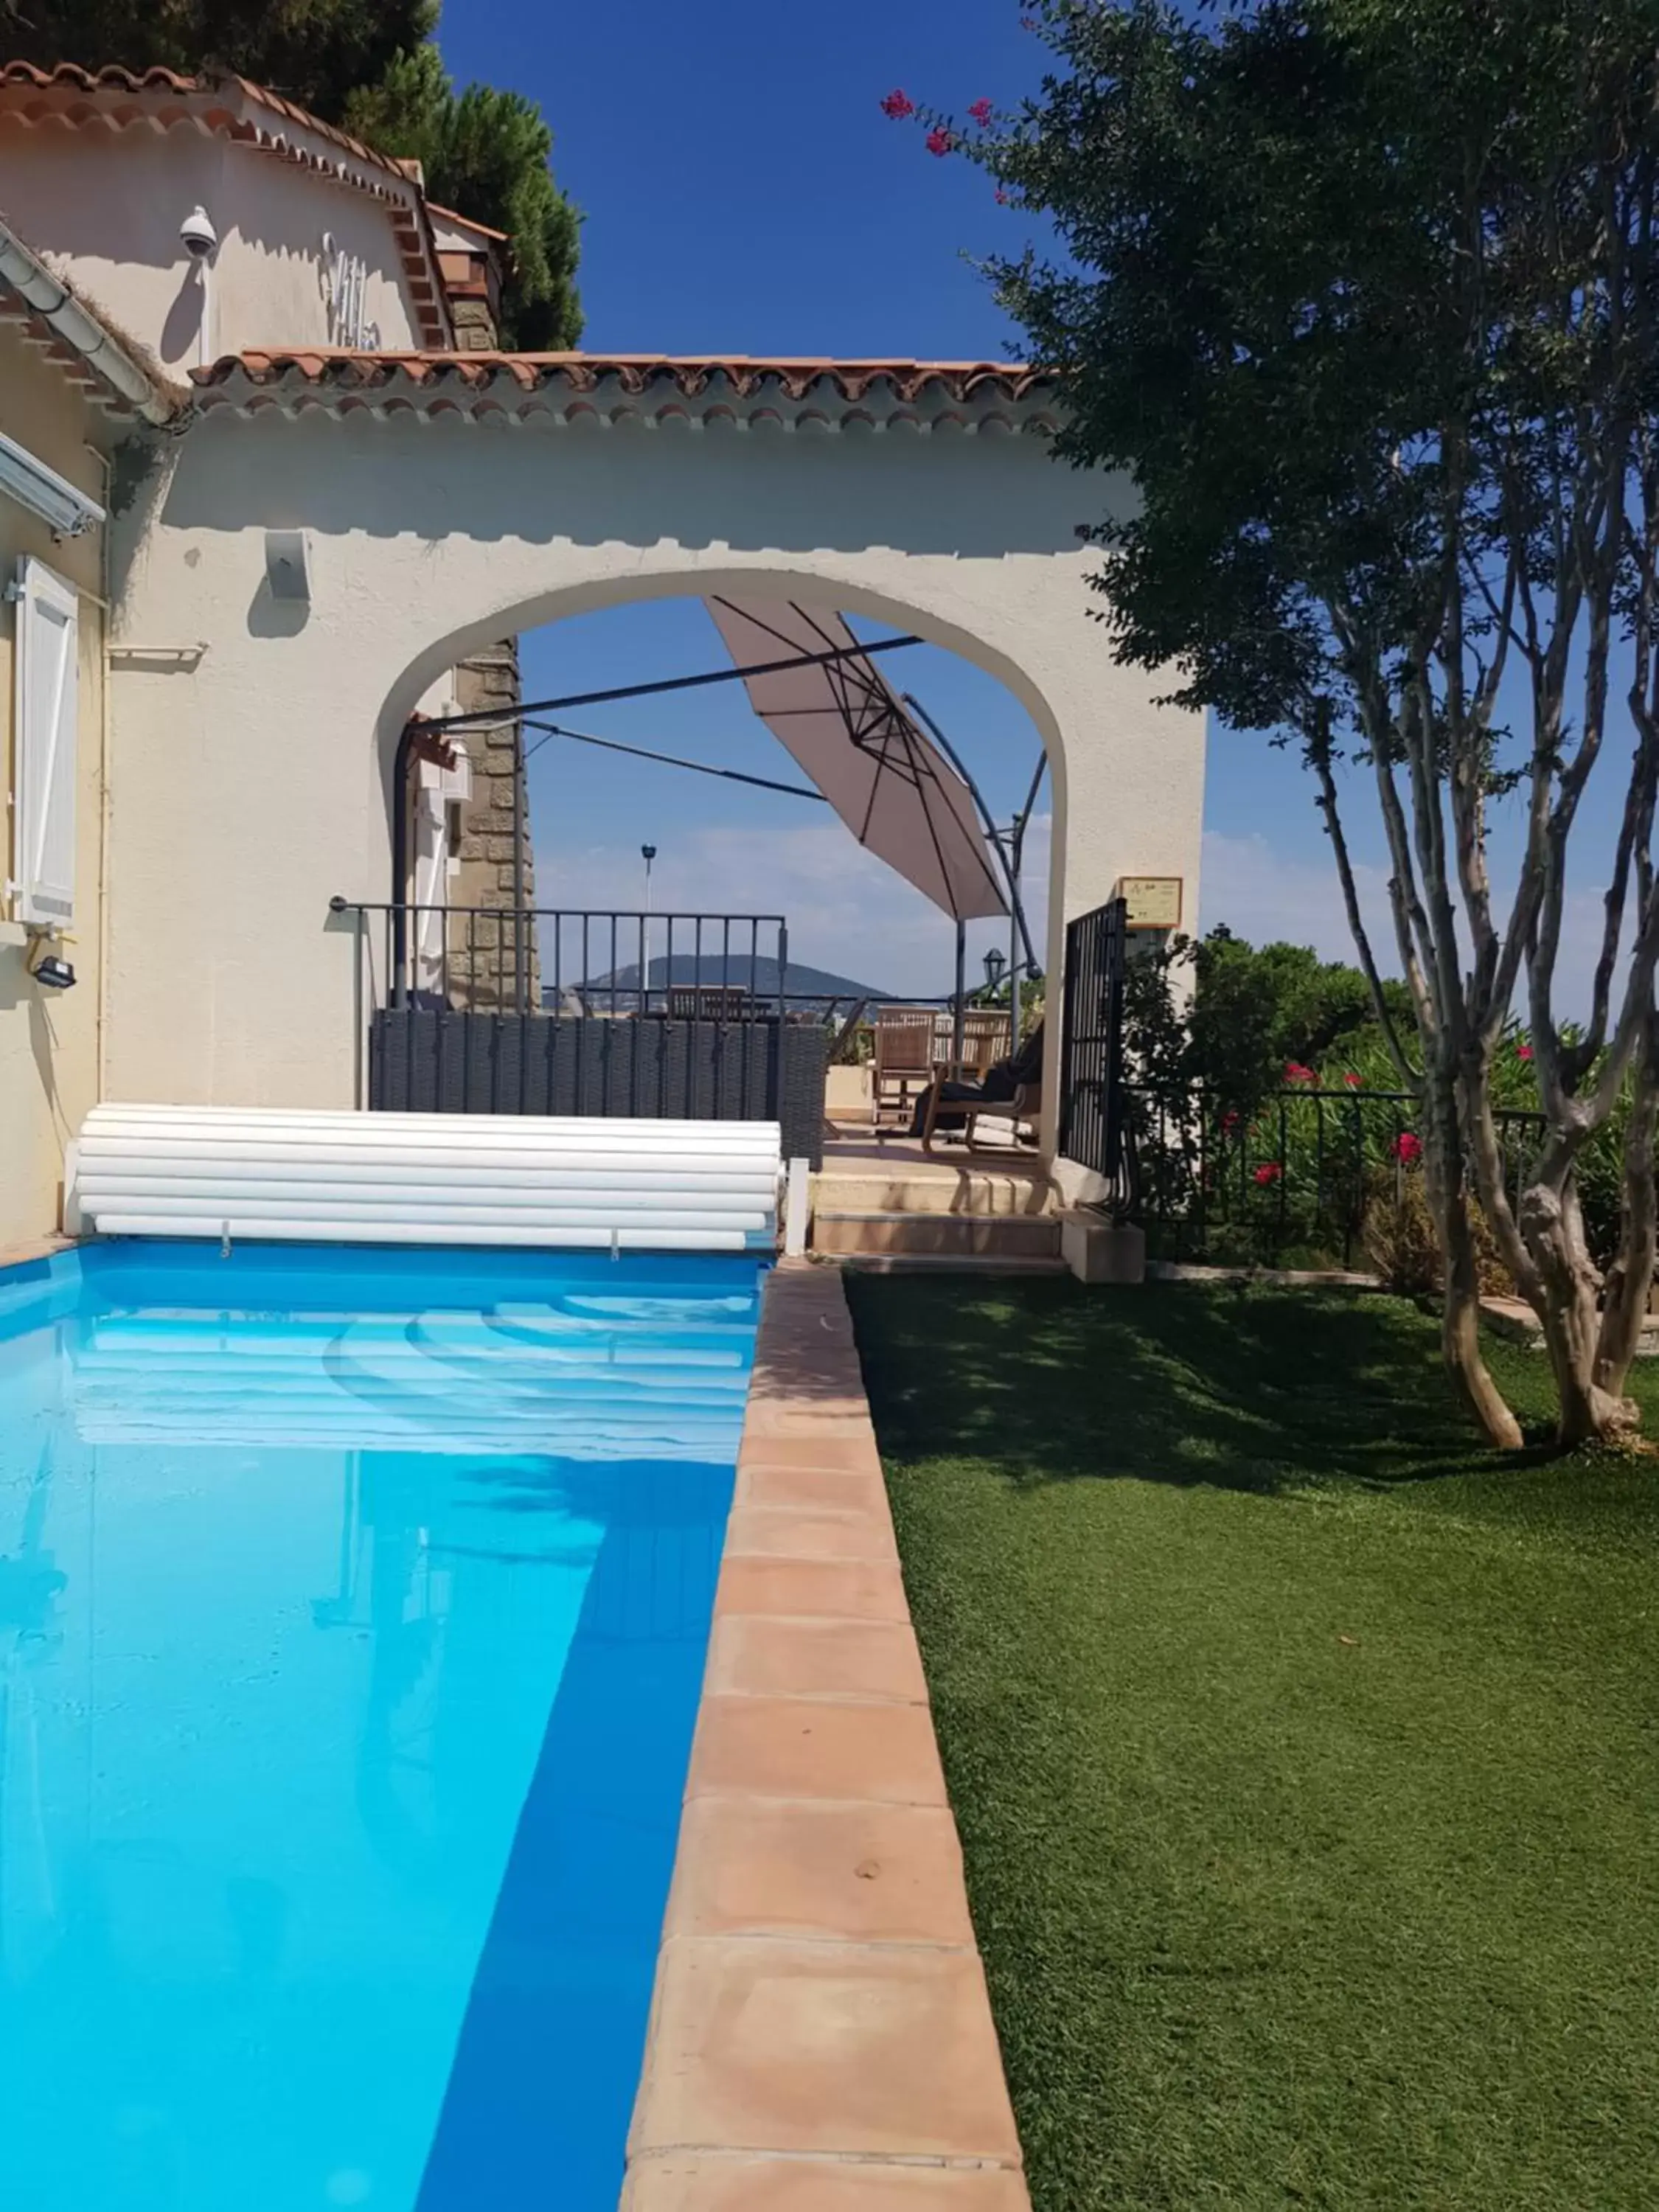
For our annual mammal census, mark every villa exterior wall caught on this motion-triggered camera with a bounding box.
[104,406,1206,1139]
[0,126,424,367]
[0,324,110,1246]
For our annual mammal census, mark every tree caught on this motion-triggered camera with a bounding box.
[913,0,1659,1448]
[2,0,581,347]
[1,0,436,122]
[344,52,581,349]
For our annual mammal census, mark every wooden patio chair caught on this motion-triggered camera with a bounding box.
[871,1005,941,1127]
[956,1009,1013,1079]
[919,1019,1045,1154]
[921,1074,1043,1154]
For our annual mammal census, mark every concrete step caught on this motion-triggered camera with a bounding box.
[810,1172,1056,1219]
[812,1210,1063,1259]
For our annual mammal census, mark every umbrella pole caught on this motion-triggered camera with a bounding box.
[953,921,967,1071]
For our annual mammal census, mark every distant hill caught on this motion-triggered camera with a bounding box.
[545,953,892,1009]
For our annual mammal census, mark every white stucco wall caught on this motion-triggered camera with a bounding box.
[0,127,422,366]
[105,409,1206,1135]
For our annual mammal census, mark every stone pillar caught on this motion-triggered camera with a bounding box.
[446,638,540,1010]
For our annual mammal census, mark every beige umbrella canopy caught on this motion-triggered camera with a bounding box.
[704,597,1008,922]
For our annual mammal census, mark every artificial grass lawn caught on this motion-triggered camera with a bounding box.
[844,1277,1659,2212]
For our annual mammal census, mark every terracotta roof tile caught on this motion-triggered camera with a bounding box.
[0,61,411,185]
[0,63,450,345]
[189,349,1055,405]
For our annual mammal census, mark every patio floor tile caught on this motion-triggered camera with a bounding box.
[705,1615,927,1705]
[629,1939,1022,2165]
[688,1694,947,1806]
[665,1795,974,1946]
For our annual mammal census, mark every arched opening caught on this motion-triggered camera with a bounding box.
[361,570,1070,1178]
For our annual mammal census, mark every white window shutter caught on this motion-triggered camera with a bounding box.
[13,556,80,928]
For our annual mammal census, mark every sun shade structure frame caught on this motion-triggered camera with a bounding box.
[703,597,1008,925]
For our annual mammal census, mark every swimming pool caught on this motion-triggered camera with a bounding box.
[0,1239,763,2212]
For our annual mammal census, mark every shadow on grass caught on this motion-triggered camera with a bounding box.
[845,1276,1552,1497]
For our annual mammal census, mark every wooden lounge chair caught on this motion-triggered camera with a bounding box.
[871,1005,940,1127]
[921,1076,1042,1153]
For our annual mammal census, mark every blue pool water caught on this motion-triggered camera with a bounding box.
[0,1239,763,2212]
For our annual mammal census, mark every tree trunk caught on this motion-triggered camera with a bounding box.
[1520,1173,1641,1446]
[1425,1088,1523,1449]
[1596,1047,1659,1403]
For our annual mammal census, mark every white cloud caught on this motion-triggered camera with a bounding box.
[1199,830,1377,960]
[1199,827,1621,1019]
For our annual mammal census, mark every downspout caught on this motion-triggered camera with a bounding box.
[83,445,114,1105]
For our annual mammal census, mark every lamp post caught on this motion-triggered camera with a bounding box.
[983,945,1007,1001]
[641,844,657,914]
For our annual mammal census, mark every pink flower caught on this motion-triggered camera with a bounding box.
[1391,1131,1424,1164]
[880,89,916,119]
[1220,1108,1241,1135]
[1517,1042,1534,1061]
[1253,1161,1283,1186]
[1284,1062,1317,1084]
[925,125,956,156]
[968,98,994,126]
[994,186,1011,205]
[1343,1071,1362,1088]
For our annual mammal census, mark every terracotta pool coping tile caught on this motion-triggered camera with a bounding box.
[664,1796,975,1947]
[724,1503,895,1563]
[688,1693,948,1806]
[734,1462,893,1514]
[704,1615,927,1705]
[630,1938,1022,2166]
[622,2158,1032,2211]
[737,1436,885,1475]
[715,1554,912,1624]
[624,1265,1028,2209]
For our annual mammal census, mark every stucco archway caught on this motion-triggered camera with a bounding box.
[105,355,1205,1128]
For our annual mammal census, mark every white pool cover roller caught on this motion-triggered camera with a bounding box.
[70,1105,781,1252]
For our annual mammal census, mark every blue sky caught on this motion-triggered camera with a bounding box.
[437,0,1619,1004]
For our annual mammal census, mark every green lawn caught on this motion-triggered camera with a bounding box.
[844,1276,1659,2212]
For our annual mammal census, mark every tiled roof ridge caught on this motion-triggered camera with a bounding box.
[190,349,1055,404]
[0,60,409,187]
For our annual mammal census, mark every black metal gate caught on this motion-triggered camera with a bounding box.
[1058,895,1133,1208]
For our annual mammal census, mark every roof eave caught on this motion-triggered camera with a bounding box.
[0,214,183,423]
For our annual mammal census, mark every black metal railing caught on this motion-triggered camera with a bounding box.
[1058,896,1133,1211]
[333,900,794,1020]
[1130,1084,1548,1268]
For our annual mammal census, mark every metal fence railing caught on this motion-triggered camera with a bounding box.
[1130,1084,1547,1268]
[331,900,794,1020]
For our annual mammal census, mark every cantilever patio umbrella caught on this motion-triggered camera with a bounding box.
[703,597,1009,927]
